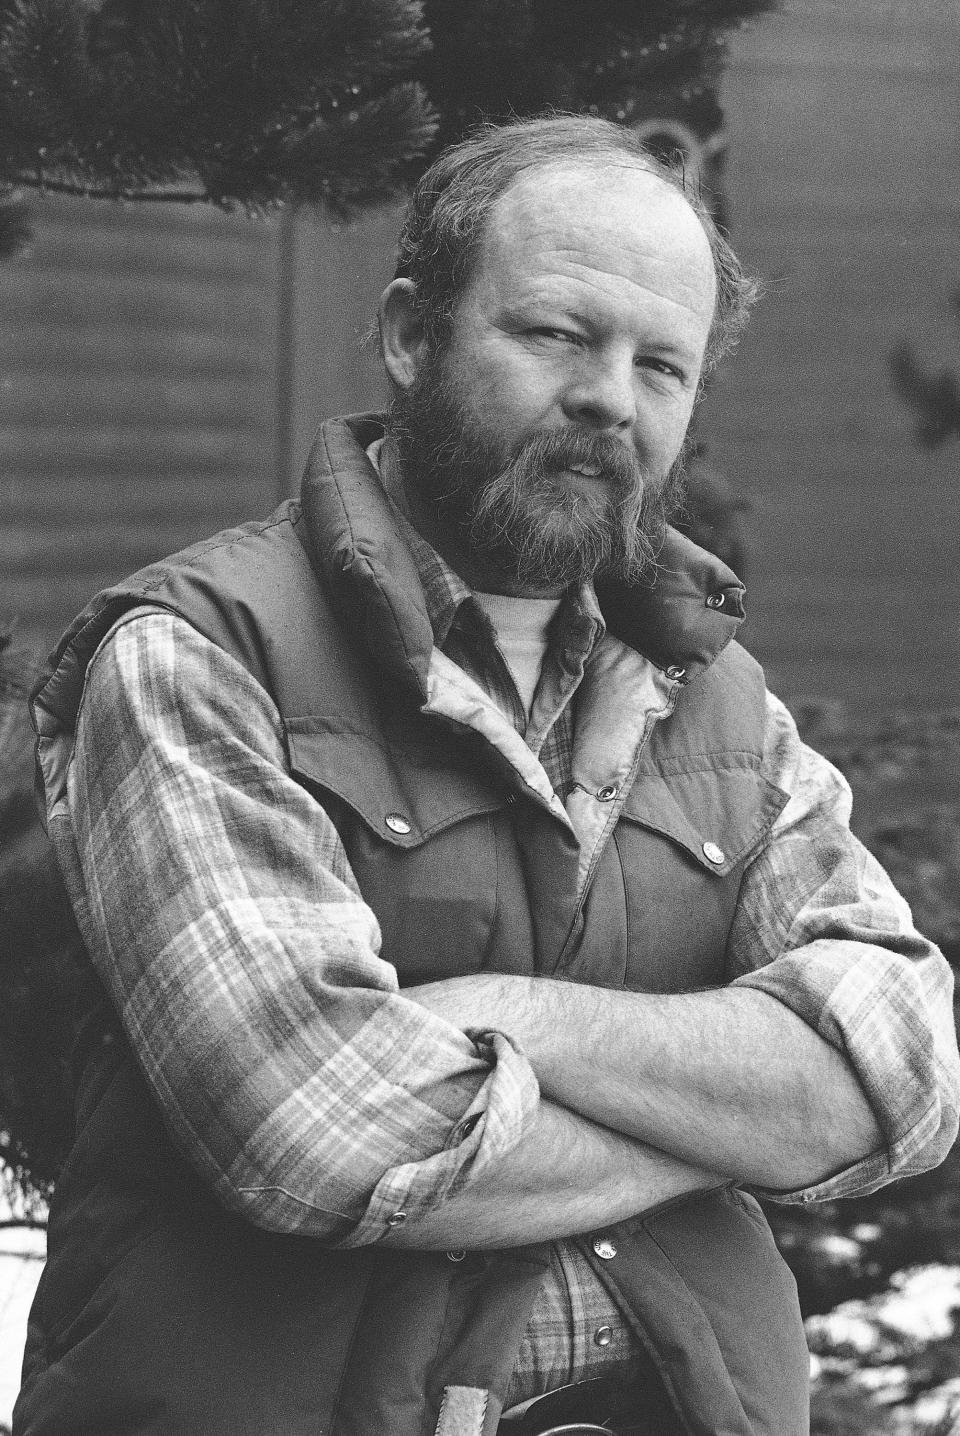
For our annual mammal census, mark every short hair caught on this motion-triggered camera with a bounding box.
[393,113,760,374]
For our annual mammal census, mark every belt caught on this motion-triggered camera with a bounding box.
[496,1375,682,1436]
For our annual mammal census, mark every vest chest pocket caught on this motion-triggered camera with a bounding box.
[286,723,534,983]
[611,761,789,993]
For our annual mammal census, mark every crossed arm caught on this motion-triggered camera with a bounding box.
[61,616,958,1251]
[383,976,882,1249]
[408,976,884,1188]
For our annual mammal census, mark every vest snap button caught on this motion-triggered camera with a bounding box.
[593,1324,614,1347]
[386,1210,407,1227]
[384,812,412,835]
[665,664,687,682]
[596,784,618,802]
[446,1249,467,1262]
[592,1236,617,1260]
[702,841,726,865]
[706,591,726,610]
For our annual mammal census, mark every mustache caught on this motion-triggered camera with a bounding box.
[509,427,645,494]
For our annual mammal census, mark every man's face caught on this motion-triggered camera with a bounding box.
[391,161,716,594]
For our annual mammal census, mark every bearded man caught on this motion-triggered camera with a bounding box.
[18,116,959,1436]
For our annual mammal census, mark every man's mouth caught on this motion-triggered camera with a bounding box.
[564,461,603,478]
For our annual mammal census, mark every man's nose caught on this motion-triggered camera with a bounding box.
[561,355,637,431]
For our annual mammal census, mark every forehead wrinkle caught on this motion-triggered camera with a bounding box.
[490,243,715,326]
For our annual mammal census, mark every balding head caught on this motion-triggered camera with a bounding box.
[390,113,758,375]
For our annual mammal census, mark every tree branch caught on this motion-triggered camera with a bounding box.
[7,172,213,205]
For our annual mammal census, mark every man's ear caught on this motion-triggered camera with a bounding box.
[378,279,428,389]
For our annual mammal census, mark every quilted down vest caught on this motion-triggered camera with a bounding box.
[18,417,808,1436]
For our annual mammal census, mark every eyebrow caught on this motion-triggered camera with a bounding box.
[501,295,702,360]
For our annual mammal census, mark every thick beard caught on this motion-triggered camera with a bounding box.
[389,351,687,591]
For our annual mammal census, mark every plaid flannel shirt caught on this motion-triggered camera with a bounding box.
[58,488,959,1406]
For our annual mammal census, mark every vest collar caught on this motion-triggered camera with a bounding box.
[300,416,746,699]
[595,530,746,685]
[301,413,436,702]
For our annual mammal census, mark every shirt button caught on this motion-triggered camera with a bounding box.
[596,784,618,802]
[665,664,687,682]
[386,1210,407,1227]
[706,591,727,610]
[592,1236,617,1260]
[593,1325,614,1347]
[384,812,412,835]
[702,841,726,865]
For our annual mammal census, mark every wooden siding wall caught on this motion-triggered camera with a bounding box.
[0,196,282,656]
[702,0,960,715]
[278,204,398,497]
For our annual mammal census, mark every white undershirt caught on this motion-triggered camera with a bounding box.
[473,591,562,718]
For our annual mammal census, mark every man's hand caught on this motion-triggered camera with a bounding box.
[405,974,884,1192]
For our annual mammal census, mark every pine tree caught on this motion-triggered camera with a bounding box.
[0,0,776,218]
[0,0,438,212]
[422,0,775,152]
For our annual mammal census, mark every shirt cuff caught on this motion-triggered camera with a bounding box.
[335,1029,540,1247]
[748,1152,892,1206]
[732,945,958,1202]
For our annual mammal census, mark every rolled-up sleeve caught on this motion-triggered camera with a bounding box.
[729,691,959,1203]
[61,611,539,1243]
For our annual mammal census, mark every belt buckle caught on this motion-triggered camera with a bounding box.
[496,1368,680,1436]
[499,1377,630,1435]
[526,1426,612,1435]
[523,1425,613,1435]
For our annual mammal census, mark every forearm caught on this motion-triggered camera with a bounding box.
[408,977,883,1191]
[383,1096,720,1250]
[524,982,882,1189]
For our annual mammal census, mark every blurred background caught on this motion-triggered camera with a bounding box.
[1,1,959,1430]
[2,0,958,715]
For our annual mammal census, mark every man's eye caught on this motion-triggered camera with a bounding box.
[529,327,579,345]
[638,356,683,380]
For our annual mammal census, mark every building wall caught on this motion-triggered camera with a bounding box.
[0,197,283,656]
[0,195,402,659]
[277,204,398,496]
[701,0,960,715]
